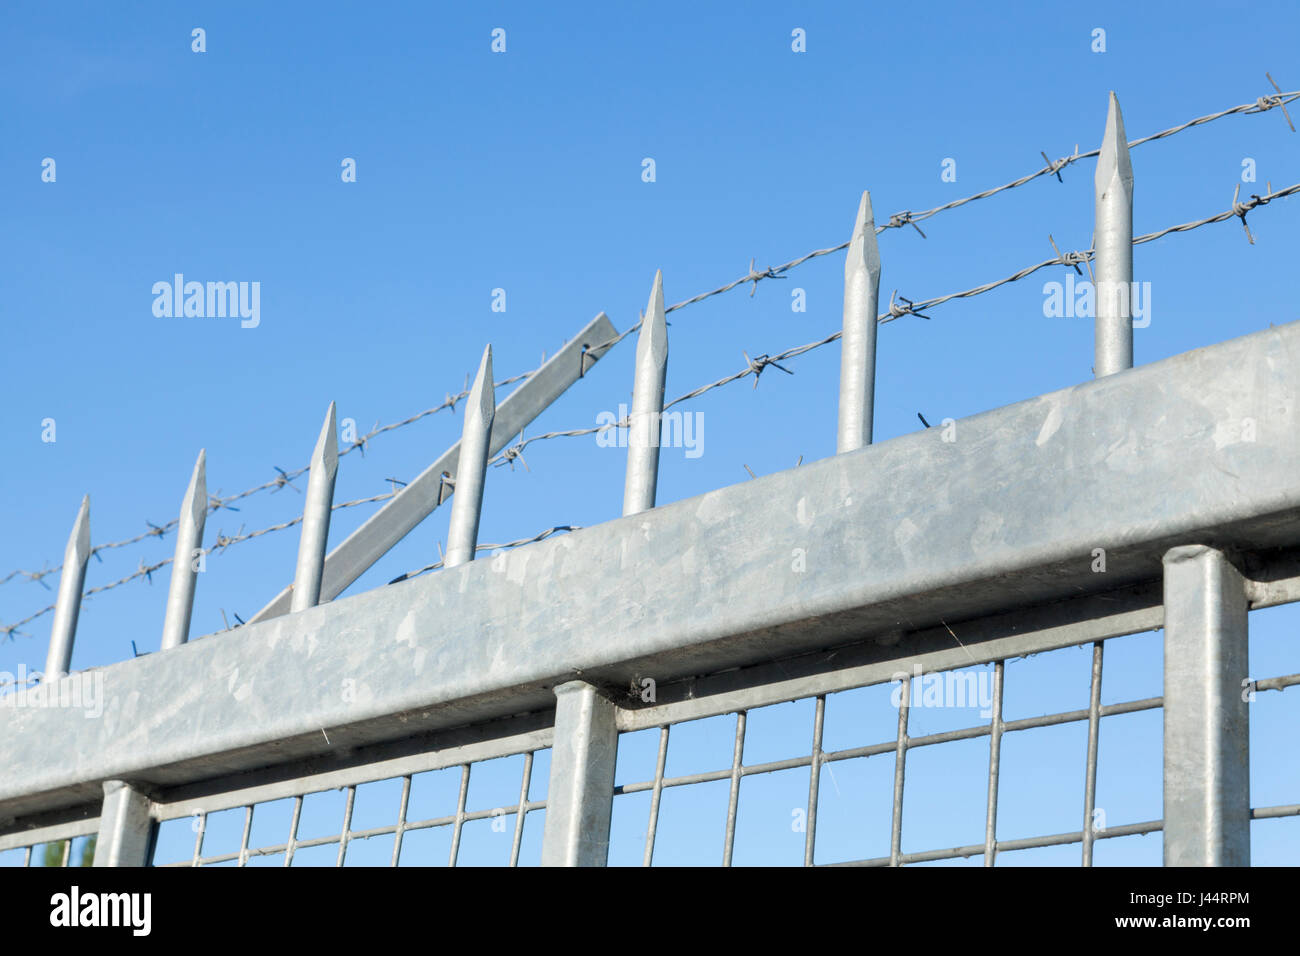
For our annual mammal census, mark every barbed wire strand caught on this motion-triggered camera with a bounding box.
[3,180,1294,640]
[387,525,582,584]
[633,84,1300,321]
[487,181,1300,466]
[2,85,1296,638]
[0,371,531,591]
[3,82,1292,593]
[0,490,399,640]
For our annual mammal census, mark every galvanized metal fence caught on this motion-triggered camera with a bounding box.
[2,83,1299,867]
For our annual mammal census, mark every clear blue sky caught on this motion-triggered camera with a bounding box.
[1,0,1297,866]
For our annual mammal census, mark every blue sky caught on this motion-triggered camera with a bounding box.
[1,1,1297,865]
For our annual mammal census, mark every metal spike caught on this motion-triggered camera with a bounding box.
[623,270,668,516]
[44,495,91,679]
[837,191,883,453]
[290,403,339,612]
[1094,92,1134,377]
[160,450,208,650]
[445,346,496,568]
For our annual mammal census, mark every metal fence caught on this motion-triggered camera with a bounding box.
[2,82,1299,867]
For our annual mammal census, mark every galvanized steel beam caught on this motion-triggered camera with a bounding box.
[93,780,153,867]
[1161,545,1251,866]
[2,321,1298,823]
[541,681,617,866]
[247,312,619,624]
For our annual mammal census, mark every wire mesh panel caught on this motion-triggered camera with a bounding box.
[0,833,98,868]
[610,626,1300,867]
[1245,604,1300,864]
[0,815,100,869]
[150,723,552,867]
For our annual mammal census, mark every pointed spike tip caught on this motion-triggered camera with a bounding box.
[637,271,668,368]
[1096,92,1134,192]
[68,495,91,567]
[183,449,208,524]
[467,344,496,423]
[313,402,339,479]
[847,190,881,280]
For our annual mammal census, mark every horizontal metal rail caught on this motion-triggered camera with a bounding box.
[150,715,553,823]
[0,818,99,855]
[823,820,1166,867]
[3,320,1300,833]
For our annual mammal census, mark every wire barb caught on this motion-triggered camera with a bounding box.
[1231,183,1266,244]
[742,350,794,388]
[887,291,931,321]
[1048,234,1088,274]
[1258,72,1295,132]
[744,258,786,296]
[885,211,927,238]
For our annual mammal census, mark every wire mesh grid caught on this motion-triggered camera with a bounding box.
[610,627,1300,867]
[0,831,98,868]
[151,745,551,867]
[6,616,1295,868]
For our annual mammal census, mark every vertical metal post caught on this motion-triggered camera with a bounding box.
[509,752,533,867]
[160,450,207,650]
[803,695,826,866]
[890,673,910,866]
[94,780,153,867]
[836,190,882,452]
[642,726,669,867]
[722,711,746,866]
[449,764,470,866]
[44,495,91,679]
[983,660,1004,866]
[1081,641,1104,865]
[1162,545,1250,866]
[623,271,668,516]
[444,345,495,568]
[541,680,617,866]
[1094,91,1134,377]
[290,403,339,612]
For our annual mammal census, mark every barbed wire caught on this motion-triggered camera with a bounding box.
[1,80,1295,626]
[0,489,400,641]
[0,672,42,691]
[487,181,1300,465]
[4,80,1291,594]
[387,525,582,584]
[3,179,1295,641]
[0,372,532,593]
[626,80,1300,324]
